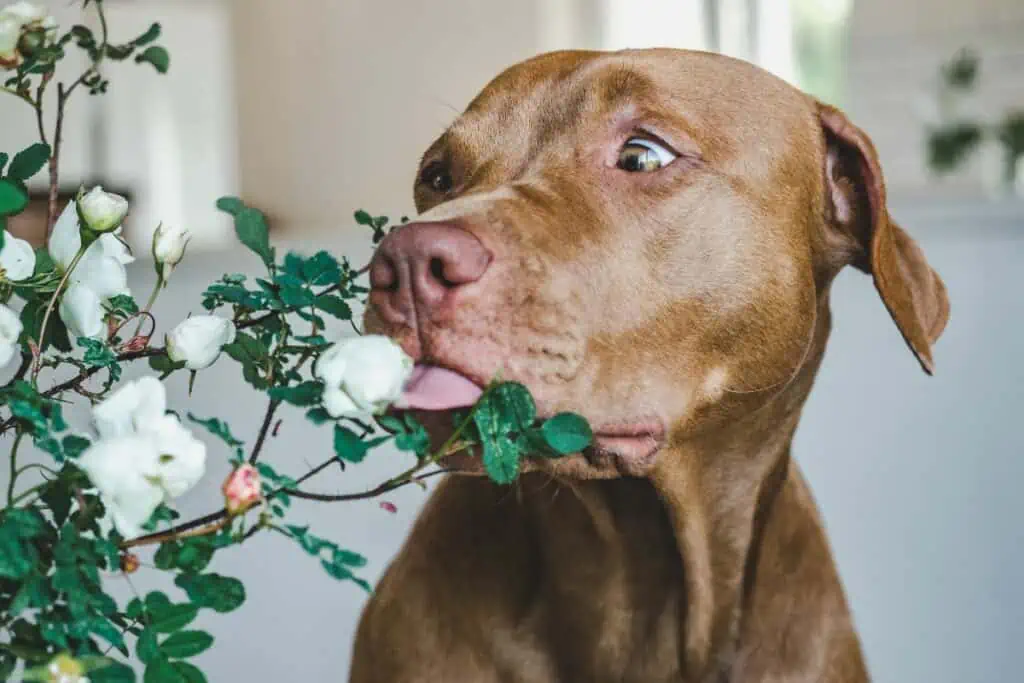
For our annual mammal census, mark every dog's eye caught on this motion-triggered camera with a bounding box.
[616,138,677,172]
[420,161,454,193]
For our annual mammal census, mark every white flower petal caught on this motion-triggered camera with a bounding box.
[48,200,81,271]
[147,414,207,498]
[322,387,361,418]
[93,376,168,439]
[59,284,105,340]
[98,232,134,265]
[71,249,128,299]
[77,434,165,539]
[0,303,22,367]
[1,1,49,25]
[0,231,36,281]
[0,16,19,59]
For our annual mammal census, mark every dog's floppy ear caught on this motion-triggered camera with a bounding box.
[817,102,949,374]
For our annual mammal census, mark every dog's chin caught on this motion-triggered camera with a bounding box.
[391,408,665,481]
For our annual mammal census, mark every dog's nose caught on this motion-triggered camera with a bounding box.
[369,221,491,322]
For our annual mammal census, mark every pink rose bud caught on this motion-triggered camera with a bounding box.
[379,501,398,514]
[222,464,262,515]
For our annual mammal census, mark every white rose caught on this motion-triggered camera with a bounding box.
[77,186,129,235]
[166,315,236,370]
[314,335,413,417]
[0,302,23,367]
[50,200,134,338]
[79,376,207,538]
[151,223,189,282]
[0,230,35,281]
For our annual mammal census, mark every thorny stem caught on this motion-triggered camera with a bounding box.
[248,398,281,465]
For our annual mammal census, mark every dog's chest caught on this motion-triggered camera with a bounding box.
[513,478,686,682]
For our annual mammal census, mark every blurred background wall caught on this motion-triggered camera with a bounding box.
[2,0,1023,681]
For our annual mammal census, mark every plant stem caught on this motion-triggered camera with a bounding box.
[6,432,24,504]
[45,83,65,236]
[33,243,88,380]
[248,398,281,464]
[133,279,162,337]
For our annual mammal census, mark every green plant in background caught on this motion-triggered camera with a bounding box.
[925,48,1024,186]
[0,2,593,681]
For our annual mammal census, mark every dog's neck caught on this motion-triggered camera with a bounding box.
[516,299,837,682]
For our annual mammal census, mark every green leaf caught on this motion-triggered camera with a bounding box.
[233,206,274,267]
[135,45,170,73]
[160,631,213,659]
[7,142,51,181]
[0,178,29,216]
[171,662,206,683]
[314,294,352,320]
[0,526,36,579]
[471,382,538,485]
[186,413,244,447]
[302,251,342,285]
[0,151,8,173]
[150,354,186,375]
[148,604,199,634]
[5,507,48,537]
[269,381,322,407]
[214,196,244,216]
[305,407,333,425]
[223,331,268,365]
[174,573,246,613]
[107,293,140,316]
[137,629,160,664]
[540,413,593,455]
[144,659,182,683]
[90,661,136,683]
[333,425,370,463]
[125,598,144,621]
[353,209,373,225]
[62,434,92,458]
[133,22,162,46]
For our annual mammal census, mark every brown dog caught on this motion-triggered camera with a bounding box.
[351,49,949,683]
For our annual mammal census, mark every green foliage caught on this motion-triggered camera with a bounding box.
[7,143,51,181]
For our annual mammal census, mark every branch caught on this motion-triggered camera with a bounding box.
[285,469,448,502]
[247,398,280,464]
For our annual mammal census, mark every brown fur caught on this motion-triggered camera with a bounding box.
[351,49,949,682]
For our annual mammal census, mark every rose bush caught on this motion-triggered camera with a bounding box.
[0,2,593,681]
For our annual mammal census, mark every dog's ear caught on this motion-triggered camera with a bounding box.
[817,102,949,374]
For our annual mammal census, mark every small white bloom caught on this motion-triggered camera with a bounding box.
[93,375,167,439]
[0,303,23,367]
[314,335,413,417]
[77,186,129,234]
[166,315,236,370]
[152,223,189,282]
[79,376,207,538]
[0,230,34,281]
[59,283,105,340]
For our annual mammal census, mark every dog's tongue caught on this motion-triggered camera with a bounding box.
[397,365,483,410]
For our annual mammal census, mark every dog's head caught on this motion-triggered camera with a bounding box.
[364,49,948,478]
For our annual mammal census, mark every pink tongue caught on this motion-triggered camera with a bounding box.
[397,365,483,410]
